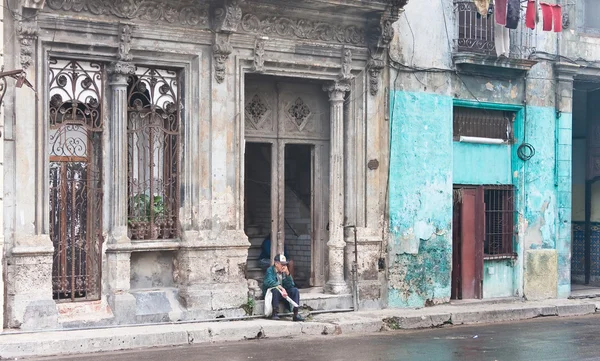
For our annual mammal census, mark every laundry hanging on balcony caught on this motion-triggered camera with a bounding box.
[493,0,519,28]
[505,0,521,29]
[494,0,507,26]
[494,23,510,57]
[525,0,537,30]
[540,2,562,32]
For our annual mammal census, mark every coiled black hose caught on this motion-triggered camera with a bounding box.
[517,143,535,161]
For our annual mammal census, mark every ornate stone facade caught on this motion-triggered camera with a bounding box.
[1,0,405,331]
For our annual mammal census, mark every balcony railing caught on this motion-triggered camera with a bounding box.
[454,1,536,59]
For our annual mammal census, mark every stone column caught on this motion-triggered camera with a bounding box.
[324,81,350,294]
[105,62,137,323]
[554,62,579,298]
[5,6,58,330]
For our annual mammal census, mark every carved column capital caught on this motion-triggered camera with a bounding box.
[212,0,243,33]
[324,81,351,103]
[213,35,233,84]
[108,62,136,84]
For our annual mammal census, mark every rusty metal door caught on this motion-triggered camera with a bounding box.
[49,59,104,301]
[452,187,484,299]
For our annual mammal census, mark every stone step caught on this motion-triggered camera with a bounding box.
[252,289,353,315]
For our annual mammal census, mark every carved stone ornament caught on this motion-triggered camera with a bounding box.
[213,36,233,84]
[252,37,266,72]
[240,14,366,46]
[107,61,136,78]
[367,58,384,96]
[18,18,39,70]
[46,0,209,27]
[213,0,242,33]
[340,47,352,80]
[324,81,351,103]
[21,0,46,9]
[117,24,133,62]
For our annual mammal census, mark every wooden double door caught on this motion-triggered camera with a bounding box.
[244,76,330,287]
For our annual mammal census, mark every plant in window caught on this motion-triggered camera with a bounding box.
[129,193,151,240]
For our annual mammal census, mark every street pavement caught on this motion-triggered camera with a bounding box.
[29,315,600,361]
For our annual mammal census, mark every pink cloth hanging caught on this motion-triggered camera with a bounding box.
[494,0,508,26]
[525,0,536,30]
[552,4,563,32]
[540,2,553,31]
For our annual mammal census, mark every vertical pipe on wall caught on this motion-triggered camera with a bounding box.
[585,180,591,284]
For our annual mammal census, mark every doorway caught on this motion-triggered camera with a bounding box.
[571,81,600,289]
[243,75,330,288]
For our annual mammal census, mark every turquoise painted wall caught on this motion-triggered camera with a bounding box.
[483,260,515,298]
[388,92,565,305]
[521,106,558,251]
[388,91,453,308]
[453,142,512,185]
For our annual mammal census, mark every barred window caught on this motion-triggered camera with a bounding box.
[484,185,515,257]
[127,66,181,240]
[453,107,515,142]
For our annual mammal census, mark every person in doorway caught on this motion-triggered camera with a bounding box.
[258,234,295,277]
[262,254,304,321]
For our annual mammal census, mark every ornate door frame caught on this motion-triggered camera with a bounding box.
[244,77,330,287]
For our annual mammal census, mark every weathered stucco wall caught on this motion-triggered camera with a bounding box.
[388,90,453,307]
[453,143,512,185]
[483,260,515,298]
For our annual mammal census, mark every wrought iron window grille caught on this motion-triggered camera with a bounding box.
[127,66,182,241]
[49,59,104,302]
[453,106,516,143]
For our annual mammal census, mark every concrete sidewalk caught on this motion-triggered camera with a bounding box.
[2,297,599,359]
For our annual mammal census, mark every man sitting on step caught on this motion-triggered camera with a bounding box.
[262,254,304,321]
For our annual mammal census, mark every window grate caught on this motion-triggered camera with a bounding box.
[127,66,181,240]
[48,59,104,302]
[484,185,515,256]
[453,107,515,142]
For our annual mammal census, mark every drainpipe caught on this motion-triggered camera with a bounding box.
[345,225,359,311]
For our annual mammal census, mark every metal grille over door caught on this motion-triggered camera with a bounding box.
[127,67,181,240]
[49,59,104,301]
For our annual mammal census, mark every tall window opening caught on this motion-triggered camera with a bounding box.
[49,59,104,301]
[127,67,181,240]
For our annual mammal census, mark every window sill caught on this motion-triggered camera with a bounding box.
[106,239,181,253]
[484,253,517,261]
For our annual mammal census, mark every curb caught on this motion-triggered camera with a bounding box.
[1,300,598,359]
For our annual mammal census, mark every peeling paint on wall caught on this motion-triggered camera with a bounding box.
[388,90,453,307]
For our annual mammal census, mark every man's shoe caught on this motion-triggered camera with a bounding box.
[293,314,305,322]
[271,314,280,320]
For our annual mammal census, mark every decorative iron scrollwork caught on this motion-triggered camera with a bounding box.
[127,66,181,240]
[48,59,104,302]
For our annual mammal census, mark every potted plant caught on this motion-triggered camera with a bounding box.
[129,194,150,240]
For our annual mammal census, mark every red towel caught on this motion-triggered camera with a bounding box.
[552,4,563,32]
[495,0,507,26]
[540,2,553,31]
[525,0,536,30]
